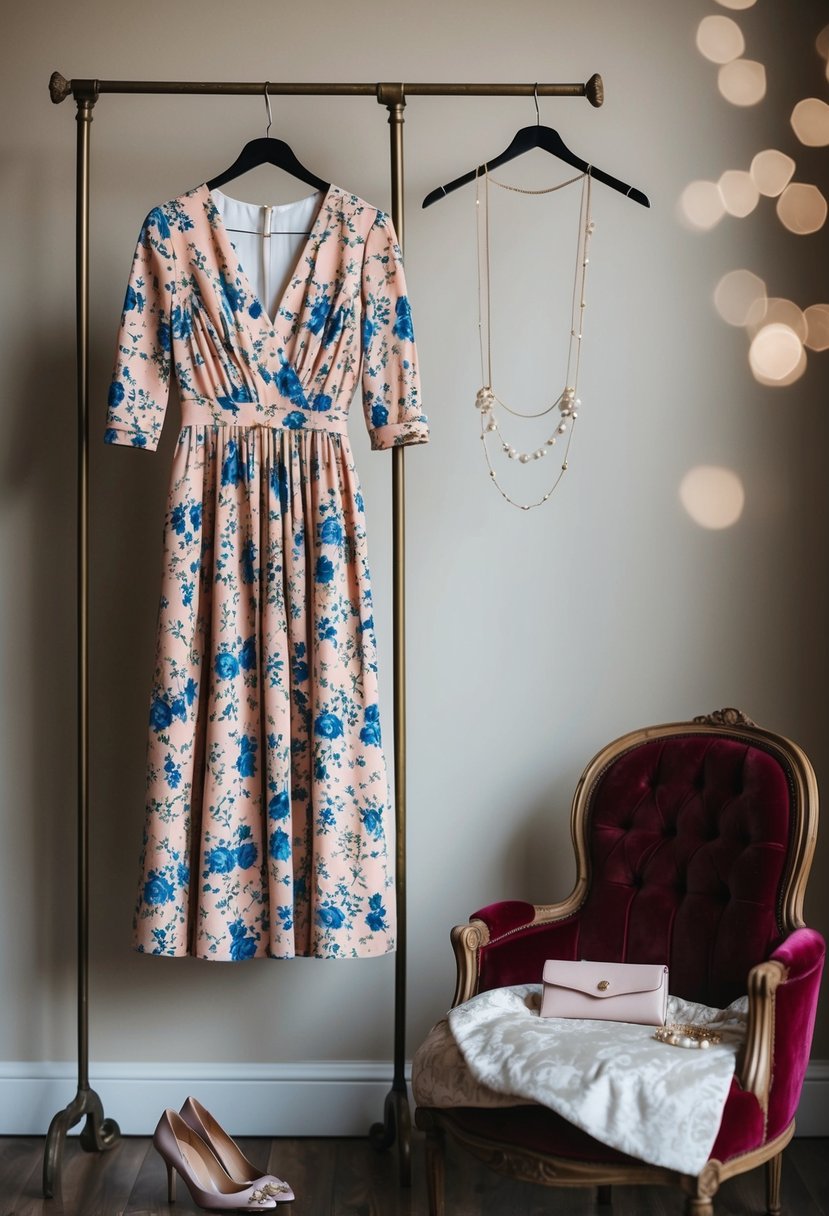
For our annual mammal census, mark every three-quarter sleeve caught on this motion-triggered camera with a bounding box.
[360,209,429,451]
[104,206,176,451]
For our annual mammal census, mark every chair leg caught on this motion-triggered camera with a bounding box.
[424,1124,446,1216]
[685,1201,714,1216]
[597,1184,612,1206]
[766,1150,783,1216]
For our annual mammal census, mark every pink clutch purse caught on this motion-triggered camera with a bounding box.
[540,959,669,1026]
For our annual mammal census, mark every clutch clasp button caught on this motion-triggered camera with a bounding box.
[597,980,610,991]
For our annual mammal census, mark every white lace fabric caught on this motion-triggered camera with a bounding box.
[419,983,748,1173]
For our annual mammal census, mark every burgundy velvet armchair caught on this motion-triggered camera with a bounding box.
[413,710,824,1216]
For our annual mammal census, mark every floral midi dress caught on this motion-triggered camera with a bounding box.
[104,181,428,961]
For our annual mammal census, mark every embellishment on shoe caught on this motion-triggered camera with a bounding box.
[260,1181,293,1196]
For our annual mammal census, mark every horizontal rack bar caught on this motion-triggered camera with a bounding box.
[49,72,604,106]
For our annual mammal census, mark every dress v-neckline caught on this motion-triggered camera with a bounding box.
[201,181,335,335]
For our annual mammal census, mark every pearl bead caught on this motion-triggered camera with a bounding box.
[678,1035,694,1049]
[546,438,556,445]
[571,411,578,419]
[519,453,530,463]
[557,423,566,434]
[699,1039,711,1050]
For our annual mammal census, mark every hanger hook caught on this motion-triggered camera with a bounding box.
[264,81,272,138]
[533,82,540,125]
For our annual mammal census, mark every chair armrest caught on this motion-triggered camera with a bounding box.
[737,926,825,1136]
[450,896,584,1007]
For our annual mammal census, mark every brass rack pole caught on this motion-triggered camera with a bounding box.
[367,82,412,1185]
[46,70,603,1198]
[42,82,121,1200]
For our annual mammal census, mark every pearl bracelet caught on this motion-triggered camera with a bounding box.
[652,1023,722,1050]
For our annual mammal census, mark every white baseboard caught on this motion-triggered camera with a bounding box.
[0,1060,407,1137]
[1,1059,827,1137]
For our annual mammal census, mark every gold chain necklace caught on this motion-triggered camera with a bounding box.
[474,162,595,510]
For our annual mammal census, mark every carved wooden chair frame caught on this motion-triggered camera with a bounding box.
[414,711,820,1216]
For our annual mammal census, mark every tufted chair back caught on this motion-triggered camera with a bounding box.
[576,733,794,1006]
[474,718,816,1008]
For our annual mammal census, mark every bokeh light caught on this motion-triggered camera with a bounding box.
[718,169,760,217]
[750,344,807,388]
[744,298,807,342]
[715,0,757,7]
[817,24,829,59]
[776,183,828,234]
[679,180,726,230]
[718,59,767,106]
[749,323,804,381]
[714,269,767,326]
[679,466,745,530]
[750,150,795,197]
[697,16,745,64]
[790,98,829,146]
[804,304,829,351]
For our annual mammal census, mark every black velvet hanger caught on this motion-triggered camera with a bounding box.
[206,138,329,194]
[206,83,329,195]
[422,110,649,209]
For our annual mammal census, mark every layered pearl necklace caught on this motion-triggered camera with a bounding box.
[474,163,595,510]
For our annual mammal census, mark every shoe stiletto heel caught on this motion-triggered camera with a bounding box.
[179,1096,294,1203]
[152,1109,278,1211]
[165,1160,176,1203]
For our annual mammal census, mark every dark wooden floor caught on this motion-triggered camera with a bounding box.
[1,1134,827,1216]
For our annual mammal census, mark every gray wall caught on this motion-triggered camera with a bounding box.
[2,0,827,1103]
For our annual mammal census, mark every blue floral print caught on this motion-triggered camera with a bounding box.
[314,712,344,740]
[108,183,428,960]
[360,704,382,747]
[268,788,290,820]
[236,841,258,869]
[275,360,307,407]
[315,555,335,584]
[228,919,258,961]
[214,651,239,680]
[269,828,291,861]
[236,735,258,778]
[392,295,414,341]
[207,846,236,875]
[366,893,388,932]
[149,697,173,732]
[144,872,175,905]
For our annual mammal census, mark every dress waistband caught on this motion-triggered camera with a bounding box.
[179,397,349,435]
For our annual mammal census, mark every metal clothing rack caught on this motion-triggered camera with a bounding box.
[43,69,604,1199]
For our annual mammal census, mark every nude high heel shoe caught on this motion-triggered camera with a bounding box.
[179,1096,295,1204]
[152,1109,279,1210]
